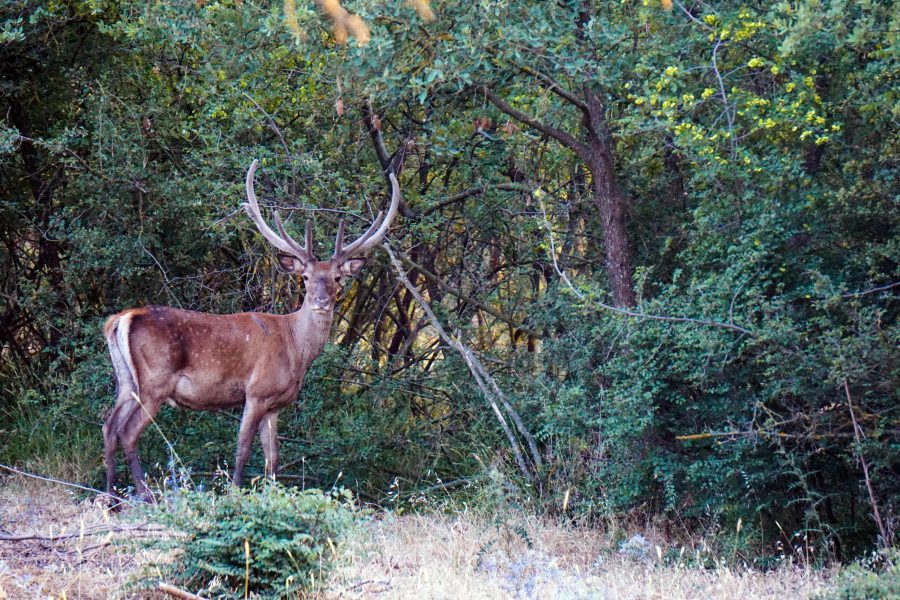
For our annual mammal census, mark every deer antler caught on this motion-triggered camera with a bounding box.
[242,159,314,261]
[333,172,401,261]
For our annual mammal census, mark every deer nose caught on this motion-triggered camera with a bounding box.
[313,296,332,309]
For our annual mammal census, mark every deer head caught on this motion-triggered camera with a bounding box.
[242,159,400,313]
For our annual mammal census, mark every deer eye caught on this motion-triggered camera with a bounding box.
[302,275,308,280]
[334,276,342,282]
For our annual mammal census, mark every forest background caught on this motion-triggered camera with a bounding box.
[1,0,897,565]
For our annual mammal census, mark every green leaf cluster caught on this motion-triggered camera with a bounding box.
[137,482,357,598]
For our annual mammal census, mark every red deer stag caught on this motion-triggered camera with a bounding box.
[102,160,400,498]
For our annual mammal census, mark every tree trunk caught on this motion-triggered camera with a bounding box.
[582,84,636,308]
[586,152,635,308]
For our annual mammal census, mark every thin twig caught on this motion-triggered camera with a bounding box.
[241,90,289,154]
[421,183,531,217]
[711,38,736,159]
[518,65,589,113]
[392,250,537,336]
[0,463,133,505]
[138,238,182,308]
[842,280,900,298]
[843,379,891,547]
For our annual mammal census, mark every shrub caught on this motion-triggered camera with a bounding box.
[138,481,358,598]
[818,551,900,600]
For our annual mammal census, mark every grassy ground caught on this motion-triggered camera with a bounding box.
[329,511,830,599]
[0,477,832,599]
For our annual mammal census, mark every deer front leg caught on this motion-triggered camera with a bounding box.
[259,411,280,480]
[233,402,265,487]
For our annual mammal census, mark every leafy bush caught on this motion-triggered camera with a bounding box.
[818,551,900,600]
[139,482,358,599]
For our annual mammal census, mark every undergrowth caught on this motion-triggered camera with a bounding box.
[133,480,359,599]
[817,550,900,600]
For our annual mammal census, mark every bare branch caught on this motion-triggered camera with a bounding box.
[391,249,538,337]
[843,379,892,547]
[711,38,736,159]
[159,582,209,600]
[362,100,417,218]
[0,463,133,505]
[519,65,589,113]
[842,280,900,298]
[476,85,589,158]
[241,91,289,154]
[384,244,537,480]
[421,183,531,217]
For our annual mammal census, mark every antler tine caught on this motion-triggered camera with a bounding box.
[274,211,312,260]
[337,212,383,258]
[332,220,346,260]
[242,159,311,260]
[339,173,401,258]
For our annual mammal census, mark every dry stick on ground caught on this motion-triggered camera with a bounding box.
[0,463,134,506]
[537,199,752,335]
[158,582,209,600]
[843,379,892,547]
[0,523,162,543]
[384,243,538,480]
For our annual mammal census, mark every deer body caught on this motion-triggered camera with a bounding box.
[103,161,400,498]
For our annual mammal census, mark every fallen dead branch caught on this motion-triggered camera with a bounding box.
[0,462,134,506]
[159,582,209,600]
[0,523,162,543]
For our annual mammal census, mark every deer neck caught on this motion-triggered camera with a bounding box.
[288,301,334,368]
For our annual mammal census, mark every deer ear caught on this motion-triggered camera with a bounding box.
[277,254,307,273]
[340,258,367,277]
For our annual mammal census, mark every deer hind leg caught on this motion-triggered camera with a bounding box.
[118,395,163,501]
[258,411,280,480]
[104,359,139,494]
[102,392,136,494]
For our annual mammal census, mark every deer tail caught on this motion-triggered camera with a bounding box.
[104,312,140,397]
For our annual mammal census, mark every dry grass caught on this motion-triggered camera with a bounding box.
[0,478,167,600]
[328,511,831,599]
[0,477,832,599]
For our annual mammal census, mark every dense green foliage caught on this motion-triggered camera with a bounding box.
[1,0,897,561]
[136,482,357,598]
[817,550,900,600]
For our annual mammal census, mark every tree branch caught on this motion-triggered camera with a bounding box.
[519,65,589,113]
[421,183,531,217]
[843,379,892,547]
[362,100,416,218]
[384,244,538,480]
[537,199,752,335]
[476,85,589,158]
[391,249,538,337]
[158,583,209,600]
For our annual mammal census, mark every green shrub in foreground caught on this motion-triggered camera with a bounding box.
[139,481,357,599]
[817,550,900,600]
